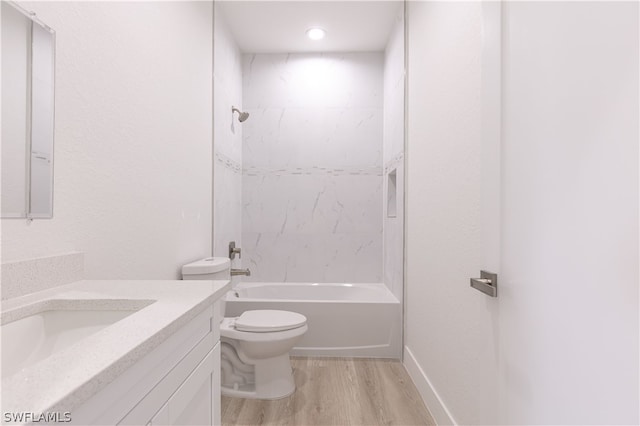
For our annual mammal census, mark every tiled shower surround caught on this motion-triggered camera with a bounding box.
[242,53,384,282]
[383,11,405,302]
[212,4,243,263]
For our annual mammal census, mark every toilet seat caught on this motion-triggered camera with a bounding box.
[220,313,308,343]
[235,310,306,332]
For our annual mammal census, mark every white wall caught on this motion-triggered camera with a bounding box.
[405,2,498,425]
[212,4,243,264]
[383,6,405,301]
[241,53,383,283]
[405,1,639,425]
[1,1,213,279]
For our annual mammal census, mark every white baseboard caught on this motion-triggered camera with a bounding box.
[403,345,456,425]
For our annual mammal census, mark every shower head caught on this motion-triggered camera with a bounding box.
[232,107,250,123]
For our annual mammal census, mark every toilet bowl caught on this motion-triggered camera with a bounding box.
[219,310,307,399]
[182,257,308,400]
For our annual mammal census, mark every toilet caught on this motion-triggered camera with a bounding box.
[182,257,307,400]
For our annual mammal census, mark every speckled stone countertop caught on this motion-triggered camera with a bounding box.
[1,279,231,417]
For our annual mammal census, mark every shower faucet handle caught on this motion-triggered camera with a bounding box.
[229,241,241,260]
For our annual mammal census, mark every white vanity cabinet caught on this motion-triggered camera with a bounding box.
[70,301,223,426]
[148,344,220,425]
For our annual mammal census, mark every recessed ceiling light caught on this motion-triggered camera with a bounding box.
[306,27,326,41]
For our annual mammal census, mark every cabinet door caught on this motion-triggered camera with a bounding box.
[150,343,220,426]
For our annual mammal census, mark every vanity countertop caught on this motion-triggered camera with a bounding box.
[1,279,231,417]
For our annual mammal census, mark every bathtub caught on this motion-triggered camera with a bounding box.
[224,282,401,358]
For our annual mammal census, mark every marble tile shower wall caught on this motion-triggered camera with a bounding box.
[383,11,405,301]
[242,53,384,283]
[213,7,243,261]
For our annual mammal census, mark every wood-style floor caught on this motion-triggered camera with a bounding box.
[221,357,436,426]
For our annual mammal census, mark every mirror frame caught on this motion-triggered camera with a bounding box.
[1,1,55,219]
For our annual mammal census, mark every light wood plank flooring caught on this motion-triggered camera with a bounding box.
[221,357,435,426]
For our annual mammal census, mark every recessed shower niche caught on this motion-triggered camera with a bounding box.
[387,169,397,218]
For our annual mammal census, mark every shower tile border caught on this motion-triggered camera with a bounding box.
[384,151,404,174]
[215,150,242,175]
[243,165,383,177]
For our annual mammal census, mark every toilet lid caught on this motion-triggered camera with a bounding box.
[235,310,307,333]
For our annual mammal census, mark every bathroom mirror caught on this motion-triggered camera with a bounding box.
[1,1,55,219]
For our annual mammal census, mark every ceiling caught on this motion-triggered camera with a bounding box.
[217,1,403,53]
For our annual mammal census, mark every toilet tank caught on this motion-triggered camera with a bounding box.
[182,257,231,280]
[182,256,231,321]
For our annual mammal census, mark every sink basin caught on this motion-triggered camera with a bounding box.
[1,299,154,379]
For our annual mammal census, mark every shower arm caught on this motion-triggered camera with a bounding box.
[231,106,250,123]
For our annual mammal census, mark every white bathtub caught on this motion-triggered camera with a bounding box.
[224,282,401,358]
